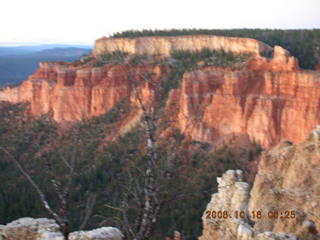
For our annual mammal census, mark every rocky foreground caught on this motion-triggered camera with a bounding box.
[0,218,123,240]
[1,128,319,239]
[200,127,320,240]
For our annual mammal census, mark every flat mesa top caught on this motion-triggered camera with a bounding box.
[93,35,273,57]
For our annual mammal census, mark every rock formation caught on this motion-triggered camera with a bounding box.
[0,62,165,122]
[94,35,273,57]
[199,170,298,240]
[0,217,123,240]
[199,169,254,240]
[170,49,320,147]
[69,227,123,240]
[248,127,320,240]
[0,218,64,240]
[199,128,320,240]
[1,35,320,147]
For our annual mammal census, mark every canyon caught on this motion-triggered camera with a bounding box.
[1,35,319,148]
[0,34,320,240]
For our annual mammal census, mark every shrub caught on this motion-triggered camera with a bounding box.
[94,51,128,67]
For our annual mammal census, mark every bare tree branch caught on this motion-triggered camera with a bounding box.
[63,126,80,198]
[80,193,97,230]
[0,147,63,225]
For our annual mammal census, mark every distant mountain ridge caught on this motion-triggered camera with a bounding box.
[33,47,91,57]
[0,44,92,56]
[0,44,92,86]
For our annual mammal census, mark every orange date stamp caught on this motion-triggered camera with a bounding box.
[205,210,296,220]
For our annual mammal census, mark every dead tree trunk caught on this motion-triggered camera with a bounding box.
[103,56,171,240]
[128,64,163,240]
[1,147,69,240]
[134,114,161,240]
[0,126,94,240]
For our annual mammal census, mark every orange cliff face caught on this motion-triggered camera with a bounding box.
[1,34,320,148]
[166,46,320,147]
[0,61,166,122]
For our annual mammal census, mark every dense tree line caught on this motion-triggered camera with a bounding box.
[110,29,320,69]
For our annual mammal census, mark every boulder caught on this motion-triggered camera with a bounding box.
[0,218,123,240]
[69,227,123,240]
[0,217,63,240]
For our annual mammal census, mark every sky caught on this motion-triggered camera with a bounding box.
[0,0,319,46]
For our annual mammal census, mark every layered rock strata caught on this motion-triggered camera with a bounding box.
[94,35,273,57]
[0,62,164,122]
[170,46,319,147]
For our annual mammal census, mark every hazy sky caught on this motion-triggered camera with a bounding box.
[0,0,319,45]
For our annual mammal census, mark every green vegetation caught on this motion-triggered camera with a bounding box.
[161,49,250,95]
[129,54,150,64]
[93,48,250,102]
[171,48,251,69]
[0,102,259,239]
[94,51,129,66]
[111,29,320,69]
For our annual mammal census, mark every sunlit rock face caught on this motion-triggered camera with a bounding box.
[169,46,320,147]
[0,62,164,122]
[93,35,273,57]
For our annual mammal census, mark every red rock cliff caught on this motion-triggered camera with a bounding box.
[1,36,320,148]
[0,62,165,121]
[167,46,320,147]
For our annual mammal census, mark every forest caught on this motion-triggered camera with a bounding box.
[0,100,259,239]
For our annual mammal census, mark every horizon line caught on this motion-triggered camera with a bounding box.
[0,42,93,47]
